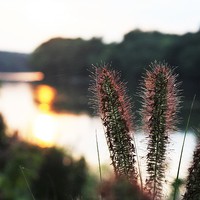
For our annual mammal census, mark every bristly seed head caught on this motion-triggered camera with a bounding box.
[141,61,181,134]
[140,61,181,199]
[89,64,137,184]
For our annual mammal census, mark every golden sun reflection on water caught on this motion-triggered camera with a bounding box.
[34,84,56,112]
[32,112,58,147]
[31,84,58,147]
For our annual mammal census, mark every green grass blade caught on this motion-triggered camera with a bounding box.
[96,131,102,183]
[19,165,36,200]
[173,94,196,200]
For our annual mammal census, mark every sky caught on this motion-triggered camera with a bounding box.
[0,0,199,53]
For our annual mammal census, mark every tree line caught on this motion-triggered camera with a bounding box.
[29,29,200,127]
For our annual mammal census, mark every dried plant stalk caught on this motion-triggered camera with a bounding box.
[90,65,137,184]
[140,62,181,200]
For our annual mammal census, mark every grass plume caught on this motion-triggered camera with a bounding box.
[88,62,200,200]
[140,62,181,199]
[90,64,137,184]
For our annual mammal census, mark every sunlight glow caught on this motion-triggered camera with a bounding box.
[34,85,56,112]
[32,113,58,147]
[31,84,58,147]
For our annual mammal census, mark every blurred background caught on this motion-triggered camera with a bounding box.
[0,0,200,199]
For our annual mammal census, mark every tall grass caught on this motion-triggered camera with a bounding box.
[90,65,137,184]
[20,166,36,200]
[90,62,198,200]
[140,63,181,199]
[173,95,196,200]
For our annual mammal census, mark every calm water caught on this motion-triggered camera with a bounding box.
[0,83,197,185]
[0,83,110,164]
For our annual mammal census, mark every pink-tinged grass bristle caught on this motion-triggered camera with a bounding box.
[140,62,181,200]
[90,64,137,184]
[95,66,134,133]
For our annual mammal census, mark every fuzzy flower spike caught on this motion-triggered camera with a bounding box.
[140,62,181,200]
[90,64,137,184]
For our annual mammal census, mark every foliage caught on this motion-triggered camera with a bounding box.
[0,132,43,199]
[0,51,29,72]
[31,148,88,200]
[100,177,150,200]
[28,30,200,126]
[0,114,92,200]
[29,37,107,113]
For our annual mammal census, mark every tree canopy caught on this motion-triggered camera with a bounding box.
[29,29,200,126]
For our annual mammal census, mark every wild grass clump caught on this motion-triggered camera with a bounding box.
[90,62,198,200]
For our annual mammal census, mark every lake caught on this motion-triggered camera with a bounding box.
[0,82,197,186]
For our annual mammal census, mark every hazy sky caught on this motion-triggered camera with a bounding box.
[0,0,199,53]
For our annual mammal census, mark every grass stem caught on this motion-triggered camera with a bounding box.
[96,131,102,183]
[173,94,196,200]
[19,165,36,200]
